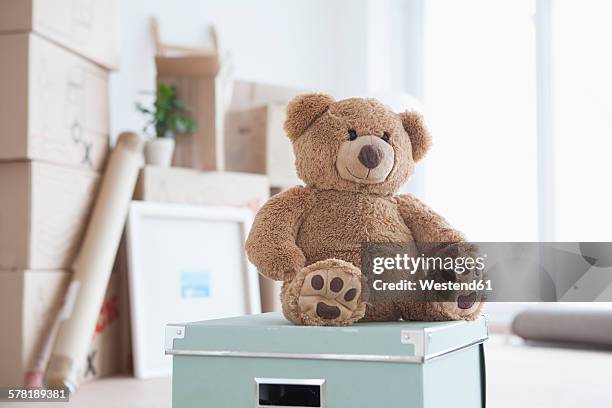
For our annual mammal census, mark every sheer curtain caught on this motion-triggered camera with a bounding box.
[421,0,612,324]
[423,0,538,242]
[552,0,612,242]
[422,0,611,243]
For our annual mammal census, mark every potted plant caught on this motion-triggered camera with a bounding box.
[136,83,197,167]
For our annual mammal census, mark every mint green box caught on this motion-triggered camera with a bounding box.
[166,313,488,408]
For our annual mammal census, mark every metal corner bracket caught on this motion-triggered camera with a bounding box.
[165,324,186,353]
[400,328,430,357]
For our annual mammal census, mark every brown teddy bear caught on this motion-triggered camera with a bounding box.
[246,94,483,326]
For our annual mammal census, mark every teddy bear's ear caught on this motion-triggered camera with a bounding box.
[284,93,335,141]
[400,111,432,162]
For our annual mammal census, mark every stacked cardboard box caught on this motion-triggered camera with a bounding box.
[0,0,121,387]
[156,52,230,171]
[225,81,308,190]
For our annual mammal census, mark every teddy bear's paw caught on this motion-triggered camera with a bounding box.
[294,259,366,326]
[431,271,485,320]
[427,271,485,320]
[432,293,484,321]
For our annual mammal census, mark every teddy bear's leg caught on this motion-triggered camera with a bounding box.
[398,299,484,321]
[359,303,401,322]
[281,258,366,326]
[397,270,485,321]
[280,281,302,325]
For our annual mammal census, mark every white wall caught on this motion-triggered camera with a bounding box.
[110,0,381,141]
[365,0,424,98]
[109,0,424,142]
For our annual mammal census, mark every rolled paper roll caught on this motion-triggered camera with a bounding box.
[512,306,612,348]
[45,132,144,391]
[24,303,62,388]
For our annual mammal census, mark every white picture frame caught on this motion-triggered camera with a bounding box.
[126,201,261,378]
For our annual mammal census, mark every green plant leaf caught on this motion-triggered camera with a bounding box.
[135,82,198,138]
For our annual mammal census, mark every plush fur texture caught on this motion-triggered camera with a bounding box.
[246,94,483,326]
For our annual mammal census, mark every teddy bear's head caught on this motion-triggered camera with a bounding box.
[284,93,431,195]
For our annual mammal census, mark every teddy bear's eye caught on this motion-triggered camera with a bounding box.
[348,129,358,141]
[382,132,391,143]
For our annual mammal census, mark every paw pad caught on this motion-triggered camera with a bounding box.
[330,277,343,292]
[457,292,477,310]
[311,274,324,290]
[316,302,341,319]
[344,288,357,302]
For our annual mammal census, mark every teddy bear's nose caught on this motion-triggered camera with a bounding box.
[358,144,384,169]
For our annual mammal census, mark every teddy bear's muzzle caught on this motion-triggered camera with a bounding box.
[336,135,395,184]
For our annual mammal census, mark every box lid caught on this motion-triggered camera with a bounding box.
[166,312,488,364]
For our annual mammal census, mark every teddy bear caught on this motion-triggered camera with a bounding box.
[245,94,484,326]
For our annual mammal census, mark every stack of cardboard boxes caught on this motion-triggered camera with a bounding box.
[0,0,120,387]
[225,80,306,191]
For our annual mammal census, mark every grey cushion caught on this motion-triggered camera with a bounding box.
[512,306,612,348]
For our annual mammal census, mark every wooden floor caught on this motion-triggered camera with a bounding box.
[486,336,612,408]
[0,377,171,408]
[3,335,612,407]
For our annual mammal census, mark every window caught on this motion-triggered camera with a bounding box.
[423,0,611,242]
[422,0,612,324]
[423,0,538,241]
[552,0,612,241]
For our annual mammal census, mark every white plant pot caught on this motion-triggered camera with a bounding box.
[145,138,175,167]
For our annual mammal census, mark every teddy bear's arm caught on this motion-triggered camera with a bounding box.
[395,194,466,243]
[245,186,316,281]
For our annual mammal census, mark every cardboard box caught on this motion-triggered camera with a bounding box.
[258,276,281,313]
[113,235,133,375]
[134,166,269,213]
[156,54,230,171]
[0,33,110,171]
[0,161,100,270]
[0,0,119,70]
[225,104,301,189]
[230,80,308,111]
[79,270,124,384]
[0,270,125,387]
